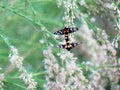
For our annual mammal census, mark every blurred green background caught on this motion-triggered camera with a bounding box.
[0,0,120,90]
[0,0,63,89]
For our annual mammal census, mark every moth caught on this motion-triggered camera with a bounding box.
[59,42,82,51]
[54,27,78,35]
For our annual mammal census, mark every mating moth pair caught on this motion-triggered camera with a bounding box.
[54,27,82,51]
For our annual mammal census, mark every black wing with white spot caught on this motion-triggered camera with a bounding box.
[69,27,78,33]
[70,42,82,48]
[59,44,66,49]
[59,42,82,51]
[54,29,64,35]
[54,27,78,35]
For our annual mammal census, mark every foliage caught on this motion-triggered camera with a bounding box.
[0,0,120,90]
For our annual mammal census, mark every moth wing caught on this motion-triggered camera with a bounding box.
[70,42,82,48]
[54,29,64,35]
[59,44,66,49]
[69,27,78,33]
[59,44,71,51]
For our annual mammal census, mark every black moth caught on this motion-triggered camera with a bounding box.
[54,27,78,35]
[59,42,82,51]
